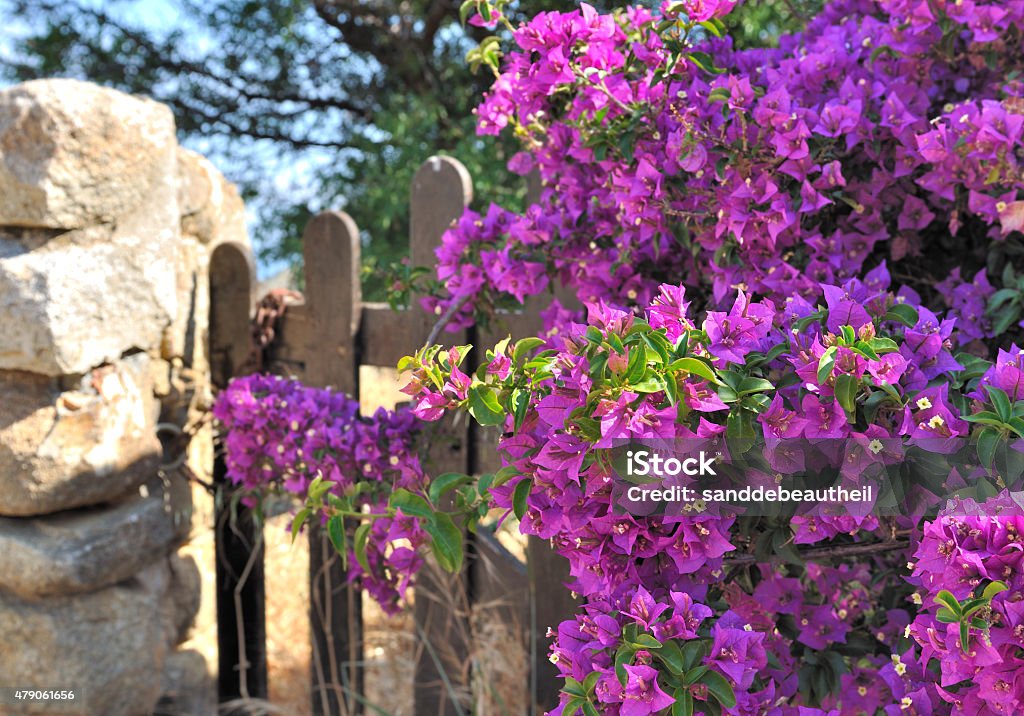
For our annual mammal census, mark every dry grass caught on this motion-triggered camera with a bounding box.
[180,484,419,716]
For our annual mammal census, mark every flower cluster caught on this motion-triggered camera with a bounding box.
[398,4,1024,707]
[212,374,430,612]
[401,268,1024,712]
[908,492,1024,714]
[424,0,1024,341]
[215,0,1024,712]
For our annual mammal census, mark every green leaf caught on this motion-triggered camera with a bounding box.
[688,50,726,75]
[698,19,724,37]
[512,478,531,520]
[960,598,988,618]
[682,665,708,685]
[835,373,859,417]
[852,340,879,361]
[986,386,1013,422]
[840,325,857,344]
[353,522,371,574]
[459,0,475,25]
[657,640,685,674]
[513,337,546,365]
[960,621,970,653]
[868,337,899,354]
[877,381,903,403]
[817,346,838,384]
[429,473,474,504]
[668,357,719,384]
[1008,417,1024,437]
[994,305,1023,336]
[614,644,635,684]
[469,385,507,426]
[983,580,1009,601]
[680,640,707,671]
[291,508,311,543]
[701,669,737,708]
[707,88,732,104]
[607,333,626,354]
[963,410,1010,427]
[934,590,962,617]
[309,475,335,502]
[632,376,666,393]
[884,303,919,328]
[672,689,694,716]
[582,670,601,695]
[562,696,585,714]
[935,607,958,624]
[631,633,662,649]
[641,331,672,365]
[625,344,648,384]
[582,702,600,716]
[512,388,530,431]
[389,488,435,520]
[327,515,347,565]
[426,513,464,573]
[988,287,1020,311]
[563,677,586,698]
[737,376,774,395]
[978,427,1000,468]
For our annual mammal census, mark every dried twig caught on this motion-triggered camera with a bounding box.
[424,293,473,348]
[724,536,911,567]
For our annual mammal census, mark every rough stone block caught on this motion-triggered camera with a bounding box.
[0,356,161,516]
[0,475,192,598]
[0,79,176,230]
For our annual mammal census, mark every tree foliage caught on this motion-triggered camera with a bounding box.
[1,0,814,297]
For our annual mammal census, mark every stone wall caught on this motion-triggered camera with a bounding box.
[0,79,248,716]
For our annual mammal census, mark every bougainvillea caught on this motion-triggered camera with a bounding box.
[399,0,1024,713]
[213,374,442,612]
[402,270,1024,714]
[426,0,1024,336]
[216,0,1024,713]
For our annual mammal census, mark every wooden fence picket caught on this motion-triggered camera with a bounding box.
[209,242,268,704]
[409,157,475,716]
[300,212,365,716]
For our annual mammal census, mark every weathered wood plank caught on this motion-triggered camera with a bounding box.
[359,303,417,368]
[529,537,578,713]
[410,157,475,716]
[209,243,255,389]
[209,243,268,704]
[300,211,365,716]
[304,211,361,393]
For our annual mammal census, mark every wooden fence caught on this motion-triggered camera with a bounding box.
[208,156,578,715]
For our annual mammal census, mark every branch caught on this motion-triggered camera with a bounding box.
[424,293,473,348]
[724,537,911,567]
[25,0,371,119]
[166,95,349,148]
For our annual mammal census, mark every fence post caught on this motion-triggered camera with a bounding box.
[301,211,365,716]
[209,242,269,705]
[410,156,475,716]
